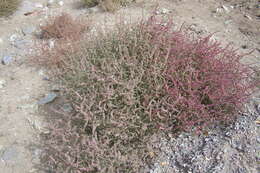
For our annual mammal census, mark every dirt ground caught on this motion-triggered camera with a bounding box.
[0,0,259,172]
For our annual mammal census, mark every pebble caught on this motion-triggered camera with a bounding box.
[0,38,3,44]
[89,6,103,14]
[48,40,55,49]
[35,3,43,8]
[2,55,13,65]
[156,8,171,15]
[0,146,19,162]
[37,93,58,105]
[222,5,230,13]
[9,34,18,42]
[22,26,36,36]
[0,80,6,88]
[61,103,73,112]
[58,1,64,6]
[12,39,31,49]
[244,14,252,20]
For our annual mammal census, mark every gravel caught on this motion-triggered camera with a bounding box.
[150,103,260,173]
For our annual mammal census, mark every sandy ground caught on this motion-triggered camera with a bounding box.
[0,0,259,172]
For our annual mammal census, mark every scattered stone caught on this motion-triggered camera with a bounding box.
[22,26,36,36]
[156,8,171,15]
[222,5,230,13]
[47,0,55,6]
[61,103,73,112]
[241,45,248,49]
[35,3,43,8]
[43,76,50,81]
[224,20,232,25]
[48,39,55,49]
[244,14,253,20]
[58,1,64,6]
[0,80,6,88]
[12,39,31,49]
[150,112,259,173]
[9,34,18,42]
[0,146,19,162]
[216,8,223,13]
[37,93,58,105]
[89,6,103,13]
[2,55,13,65]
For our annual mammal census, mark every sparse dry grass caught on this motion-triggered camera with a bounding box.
[0,0,21,17]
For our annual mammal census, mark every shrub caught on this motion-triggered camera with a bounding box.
[0,0,21,17]
[81,0,99,7]
[39,16,256,172]
[40,13,87,40]
[82,0,136,12]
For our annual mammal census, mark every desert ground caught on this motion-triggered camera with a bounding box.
[0,0,259,172]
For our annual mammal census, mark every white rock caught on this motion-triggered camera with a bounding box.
[216,8,223,13]
[9,34,18,42]
[35,3,43,8]
[244,14,252,20]
[0,80,6,89]
[156,8,171,15]
[222,5,230,13]
[161,8,171,14]
[48,0,55,4]
[58,1,64,6]
[48,40,55,49]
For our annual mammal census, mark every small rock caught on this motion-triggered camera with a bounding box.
[241,45,248,49]
[37,93,58,105]
[222,5,230,13]
[89,6,103,13]
[244,14,252,20]
[0,146,19,162]
[2,55,13,65]
[48,39,55,49]
[61,103,73,112]
[35,3,43,8]
[224,20,232,25]
[12,39,31,49]
[0,38,3,44]
[0,80,6,88]
[216,8,223,13]
[22,26,36,35]
[9,34,18,42]
[47,0,55,5]
[58,1,64,6]
[156,8,171,15]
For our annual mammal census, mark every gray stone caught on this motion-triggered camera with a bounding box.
[9,34,18,42]
[37,93,58,105]
[0,80,6,88]
[0,146,19,162]
[61,103,73,112]
[22,26,36,35]
[89,6,103,14]
[156,8,171,15]
[58,1,64,6]
[35,3,43,8]
[2,55,13,65]
[222,5,230,13]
